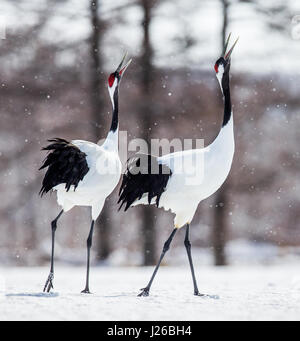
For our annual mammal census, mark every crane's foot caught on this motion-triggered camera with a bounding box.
[81,288,92,294]
[43,272,54,293]
[194,291,219,299]
[195,292,206,297]
[138,287,150,297]
[194,289,206,296]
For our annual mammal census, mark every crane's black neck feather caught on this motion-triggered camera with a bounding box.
[110,85,119,132]
[221,67,231,127]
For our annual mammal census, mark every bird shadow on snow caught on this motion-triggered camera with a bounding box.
[102,292,140,298]
[5,292,59,298]
[103,291,221,300]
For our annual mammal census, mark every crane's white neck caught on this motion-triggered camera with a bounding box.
[216,64,224,94]
[108,81,118,109]
[105,79,119,151]
[211,114,234,150]
[107,74,120,130]
[103,126,119,152]
[209,63,234,151]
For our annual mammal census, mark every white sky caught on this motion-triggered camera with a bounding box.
[1,0,300,74]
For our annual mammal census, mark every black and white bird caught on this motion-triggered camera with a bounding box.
[118,34,238,297]
[39,53,131,293]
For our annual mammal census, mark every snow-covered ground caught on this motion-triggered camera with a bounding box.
[1,264,300,321]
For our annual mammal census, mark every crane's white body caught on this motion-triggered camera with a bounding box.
[47,56,131,223]
[54,130,121,220]
[132,116,235,228]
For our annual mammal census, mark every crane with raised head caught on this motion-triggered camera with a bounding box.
[40,53,131,294]
[118,35,238,297]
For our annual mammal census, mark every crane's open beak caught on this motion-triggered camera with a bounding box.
[223,33,239,61]
[116,52,132,77]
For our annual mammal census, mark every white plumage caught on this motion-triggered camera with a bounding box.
[133,116,234,228]
[55,134,122,220]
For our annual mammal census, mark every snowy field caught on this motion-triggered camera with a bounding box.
[1,265,300,321]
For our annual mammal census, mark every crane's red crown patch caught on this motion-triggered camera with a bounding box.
[108,74,115,87]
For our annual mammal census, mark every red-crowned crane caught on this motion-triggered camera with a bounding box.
[118,35,238,297]
[39,53,132,293]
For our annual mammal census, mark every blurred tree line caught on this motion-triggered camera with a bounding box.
[0,0,299,266]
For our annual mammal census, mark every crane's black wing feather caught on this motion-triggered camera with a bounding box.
[39,138,89,196]
[118,153,172,211]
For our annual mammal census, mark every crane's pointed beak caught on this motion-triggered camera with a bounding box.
[116,52,132,77]
[223,32,232,56]
[223,33,239,60]
[119,58,132,76]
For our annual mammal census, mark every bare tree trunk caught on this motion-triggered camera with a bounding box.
[26,197,38,250]
[221,0,229,48]
[213,185,228,266]
[212,0,229,266]
[140,0,156,266]
[89,0,111,261]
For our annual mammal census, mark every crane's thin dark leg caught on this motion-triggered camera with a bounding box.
[184,224,204,296]
[43,210,63,293]
[81,220,95,294]
[139,228,177,297]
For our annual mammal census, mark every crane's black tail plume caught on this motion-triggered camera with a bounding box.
[39,138,89,196]
[118,153,172,211]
